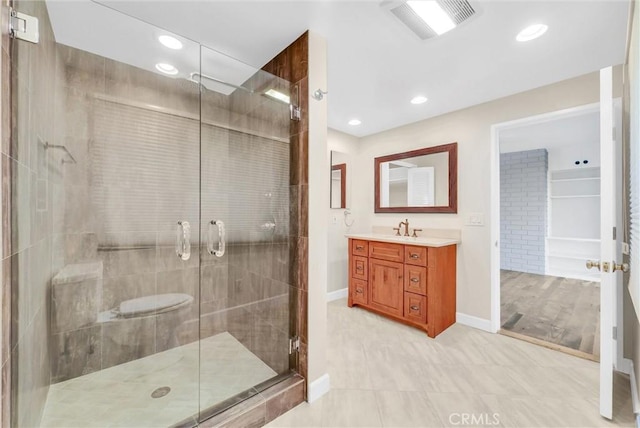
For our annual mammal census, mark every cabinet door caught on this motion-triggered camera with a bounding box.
[369,259,404,317]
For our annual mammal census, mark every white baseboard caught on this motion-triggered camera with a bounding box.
[627,359,640,426]
[307,373,330,403]
[327,288,348,302]
[620,358,633,375]
[456,312,493,333]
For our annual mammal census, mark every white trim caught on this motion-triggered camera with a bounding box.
[456,312,493,333]
[626,359,640,426]
[307,373,330,403]
[620,358,633,375]
[327,288,348,302]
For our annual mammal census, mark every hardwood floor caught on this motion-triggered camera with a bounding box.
[267,299,632,427]
[501,269,600,359]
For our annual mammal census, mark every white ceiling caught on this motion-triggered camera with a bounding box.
[499,111,599,153]
[46,0,630,137]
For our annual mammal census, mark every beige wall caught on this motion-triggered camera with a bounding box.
[349,68,623,321]
[307,31,329,399]
[327,129,358,294]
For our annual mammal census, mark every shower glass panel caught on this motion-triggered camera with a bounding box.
[9,1,201,426]
[9,1,297,426]
[198,46,294,418]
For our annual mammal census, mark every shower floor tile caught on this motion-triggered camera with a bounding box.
[40,332,277,428]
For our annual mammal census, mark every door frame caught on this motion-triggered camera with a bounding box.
[489,99,624,368]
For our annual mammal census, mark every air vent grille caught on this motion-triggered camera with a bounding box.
[389,0,476,40]
[439,0,475,25]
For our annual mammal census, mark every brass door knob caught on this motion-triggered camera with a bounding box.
[586,260,601,271]
[613,262,629,273]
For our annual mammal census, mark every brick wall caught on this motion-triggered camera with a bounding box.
[500,149,548,274]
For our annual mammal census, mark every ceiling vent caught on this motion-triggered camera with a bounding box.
[386,0,476,40]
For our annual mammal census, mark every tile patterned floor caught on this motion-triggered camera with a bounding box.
[40,332,277,427]
[501,270,600,358]
[268,299,633,428]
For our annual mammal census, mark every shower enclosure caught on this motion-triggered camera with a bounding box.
[7,1,301,426]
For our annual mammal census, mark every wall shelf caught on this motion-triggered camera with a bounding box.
[550,177,601,183]
[550,195,600,199]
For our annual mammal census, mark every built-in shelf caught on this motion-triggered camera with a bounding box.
[550,177,601,183]
[547,253,593,261]
[546,237,600,243]
[550,195,600,199]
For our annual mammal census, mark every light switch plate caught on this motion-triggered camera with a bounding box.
[467,213,484,226]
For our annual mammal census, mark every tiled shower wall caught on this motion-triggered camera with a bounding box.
[1,0,61,426]
[500,149,548,274]
[50,43,294,382]
[262,32,309,388]
[0,3,308,426]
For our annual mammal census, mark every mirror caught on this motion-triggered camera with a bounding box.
[375,142,457,213]
[331,151,349,209]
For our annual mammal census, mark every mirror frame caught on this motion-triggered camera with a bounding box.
[331,163,347,209]
[374,142,458,213]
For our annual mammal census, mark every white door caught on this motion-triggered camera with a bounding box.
[596,66,622,420]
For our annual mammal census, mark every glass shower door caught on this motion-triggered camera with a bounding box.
[8,1,203,426]
[198,46,295,418]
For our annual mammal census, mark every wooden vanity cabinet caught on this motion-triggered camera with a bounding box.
[347,238,457,338]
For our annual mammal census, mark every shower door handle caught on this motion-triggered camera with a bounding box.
[176,221,191,261]
[208,220,225,257]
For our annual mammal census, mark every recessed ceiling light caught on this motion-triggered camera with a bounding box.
[516,24,548,42]
[411,95,428,105]
[348,119,362,126]
[155,63,178,75]
[264,89,290,104]
[406,1,456,36]
[158,35,183,50]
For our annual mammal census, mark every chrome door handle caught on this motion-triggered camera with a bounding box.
[208,220,225,257]
[176,221,191,261]
[586,260,601,271]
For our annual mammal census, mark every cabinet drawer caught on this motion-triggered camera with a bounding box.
[369,241,404,262]
[404,265,427,295]
[351,240,369,257]
[351,256,368,280]
[350,278,368,305]
[404,292,427,324]
[405,245,427,266]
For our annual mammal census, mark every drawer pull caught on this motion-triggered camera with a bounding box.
[410,253,420,259]
[410,305,420,311]
[356,289,363,294]
[356,266,364,271]
[410,277,419,283]
[356,245,365,250]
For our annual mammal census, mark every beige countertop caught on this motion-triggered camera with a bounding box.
[345,233,460,247]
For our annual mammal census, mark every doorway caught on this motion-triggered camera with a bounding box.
[498,109,602,360]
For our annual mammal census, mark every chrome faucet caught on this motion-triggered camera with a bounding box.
[398,219,410,237]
